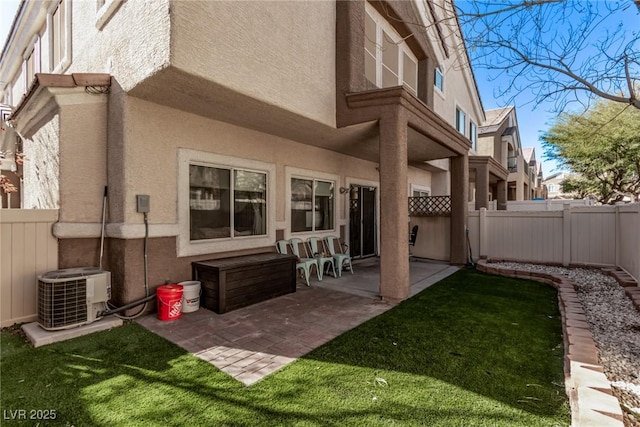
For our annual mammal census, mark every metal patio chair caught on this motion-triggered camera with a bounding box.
[276,239,315,286]
[307,237,336,280]
[324,236,354,277]
[289,238,320,285]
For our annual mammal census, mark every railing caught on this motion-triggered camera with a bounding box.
[409,196,451,216]
[507,156,517,172]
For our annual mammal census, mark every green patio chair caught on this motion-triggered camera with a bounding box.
[307,237,336,280]
[325,236,354,277]
[289,238,320,285]
[276,239,314,286]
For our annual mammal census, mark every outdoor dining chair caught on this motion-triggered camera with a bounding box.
[324,236,354,277]
[409,225,419,261]
[289,238,321,284]
[276,239,315,286]
[307,237,336,280]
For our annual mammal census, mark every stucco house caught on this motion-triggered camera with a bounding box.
[477,106,539,203]
[523,147,546,199]
[0,0,484,306]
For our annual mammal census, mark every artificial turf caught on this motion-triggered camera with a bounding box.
[0,268,569,426]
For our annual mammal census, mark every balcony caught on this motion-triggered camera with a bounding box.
[507,156,518,172]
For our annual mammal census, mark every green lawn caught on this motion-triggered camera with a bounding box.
[0,269,569,426]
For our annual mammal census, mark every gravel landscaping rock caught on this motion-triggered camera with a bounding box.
[492,263,640,427]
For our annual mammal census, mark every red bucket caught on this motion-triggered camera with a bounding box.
[157,284,184,321]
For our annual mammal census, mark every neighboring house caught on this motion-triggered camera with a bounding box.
[544,172,577,199]
[0,0,477,304]
[478,106,536,203]
[522,147,547,200]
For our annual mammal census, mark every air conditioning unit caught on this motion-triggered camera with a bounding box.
[37,267,111,331]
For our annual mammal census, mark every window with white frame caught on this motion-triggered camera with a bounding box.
[291,177,335,233]
[96,0,123,29]
[23,36,41,90]
[49,0,71,72]
[2,88,10,105]
[189,164,267,240]
[434,67,443,92]
[455,108,466,134]
[469,121,477,150]
[411,183,431,198]
[364,2,418,95]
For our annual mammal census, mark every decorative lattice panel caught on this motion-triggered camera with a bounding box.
[408,196,451,216]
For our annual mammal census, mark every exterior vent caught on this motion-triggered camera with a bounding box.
[37,267,111,330]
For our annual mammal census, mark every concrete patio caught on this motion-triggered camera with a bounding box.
[137,258,458,385]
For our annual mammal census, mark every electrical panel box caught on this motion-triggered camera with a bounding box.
[136,195,150,213]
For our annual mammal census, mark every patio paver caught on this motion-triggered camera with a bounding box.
[137,258,458,385]
[137,285,392,385]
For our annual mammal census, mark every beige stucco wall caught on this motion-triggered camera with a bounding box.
[68,0,171,91]
[97,95,434,257]
[121,97,364,224]
[169,0,336,127]
[57,99,108,223]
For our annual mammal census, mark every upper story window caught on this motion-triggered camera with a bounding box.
[364,3,418,95]
[2,88,10,105]
[434,67,444,92]
[469,121,477,150]
[291,178,335,233]
[96,0,124,29]
[23,36,41,90]
[455,108,466,134]
[49,0,71,73]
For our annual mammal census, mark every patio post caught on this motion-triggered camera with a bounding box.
[496,179,507,210]
[450,154,469,264]
[474,163,490,210]
[378,107,410,302]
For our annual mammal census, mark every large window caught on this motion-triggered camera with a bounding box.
[456,108,466,134]
[291,178,334,233]
[189,165,266,240]
[364,3,418,95]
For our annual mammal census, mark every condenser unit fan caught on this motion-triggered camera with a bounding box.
[37,267,111,330]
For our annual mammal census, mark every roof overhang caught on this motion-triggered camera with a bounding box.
[344,86,471,167]
[469,155,510,183]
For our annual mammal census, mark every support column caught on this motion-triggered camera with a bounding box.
[475,163,489,210]
[496,179,507,210]
[450,154,469,264]
[379,108,410,302]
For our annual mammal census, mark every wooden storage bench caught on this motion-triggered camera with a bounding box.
[192,253,297,314]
